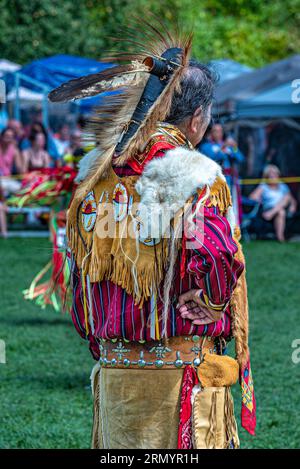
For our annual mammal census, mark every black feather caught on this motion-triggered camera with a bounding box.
[48,65,134,102]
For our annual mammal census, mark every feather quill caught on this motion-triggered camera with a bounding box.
[49,18,193,199]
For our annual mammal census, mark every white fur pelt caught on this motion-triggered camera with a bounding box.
[135,147,231,239]
[135,146,236,337]
[77,146,237,234]
[225,205,237,234]
[76,147,101,183]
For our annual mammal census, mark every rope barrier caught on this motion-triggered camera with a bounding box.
[240,177,300,185]
[2,173,300,185]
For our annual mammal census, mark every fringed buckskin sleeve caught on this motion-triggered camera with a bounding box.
[186,202,257,436]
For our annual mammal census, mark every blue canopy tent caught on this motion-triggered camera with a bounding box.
[211,55,300,187]
[3,54,115,127]
[209,59,252,84]
[235,82,300,119]
[214,55,300,119]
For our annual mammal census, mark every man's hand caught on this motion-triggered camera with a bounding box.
[177,289,223,325]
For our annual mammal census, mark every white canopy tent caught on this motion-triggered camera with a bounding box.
[6,86,44,102]
[0,59,21,77]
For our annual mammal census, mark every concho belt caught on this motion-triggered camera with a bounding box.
[98,336,217,370]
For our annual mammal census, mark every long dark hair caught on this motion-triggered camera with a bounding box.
[28,123,48,148]
[0,127,16,150]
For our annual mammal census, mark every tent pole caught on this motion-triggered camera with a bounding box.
[42,92,49,129]
[14,73,20,122]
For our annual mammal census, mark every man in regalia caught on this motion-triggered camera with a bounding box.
[49,20,256,449]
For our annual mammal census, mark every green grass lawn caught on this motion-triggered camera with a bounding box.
[0,238,300,448]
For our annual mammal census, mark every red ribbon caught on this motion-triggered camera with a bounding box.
[177,365,199,449]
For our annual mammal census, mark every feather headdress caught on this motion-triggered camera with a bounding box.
[48,18,193,199]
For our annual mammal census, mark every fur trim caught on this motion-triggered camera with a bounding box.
[135,147,225,237]
[76,147,101,183]
[225,205,237,234]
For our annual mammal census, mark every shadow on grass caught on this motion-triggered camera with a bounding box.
[8,372,91,391]
[1,317,71,327]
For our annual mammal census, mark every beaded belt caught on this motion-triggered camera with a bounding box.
[98,335,217,370]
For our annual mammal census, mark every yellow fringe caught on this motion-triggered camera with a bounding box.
[205,391,217,449]
[207,177,232,215]
[108,251,166,308]
[230,239,249,369]
[155,302,160,340]
[198,176,250,371]
[224,387,240,448]
[90,363,102,449]
[66,175,233,310]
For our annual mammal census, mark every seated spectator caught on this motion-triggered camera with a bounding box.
[7,119,25,148]
[199,124,244,167]
[21,122,48,150]
[199,123,244,224]
[21,122,59,163]
[68,130,83,154]
[21,132,50,173]
[63,130,84,168]
[0,127,22,176]
[0,128,22,232]
[53,124,71,158]
[249,164,297,242]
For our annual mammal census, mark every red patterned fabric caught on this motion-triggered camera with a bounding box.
[177,365,199,449]
[70,200,241,355]
[240,357,256,435]
[127,140,175,174]
[70,192,243,356]
[125,123,189,174]
[187,204,244,308]
[8,167,77,207]
[69,129,251,436]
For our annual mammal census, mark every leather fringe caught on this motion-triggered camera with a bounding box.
[207,177,232,215]
[67,216,169,308]
[205,390,218,449]
[67,176,238,311]
[91,363,102,449]
[224,387,240,448]
[230,239,250,370]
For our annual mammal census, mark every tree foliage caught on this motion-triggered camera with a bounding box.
[0,0,299,67]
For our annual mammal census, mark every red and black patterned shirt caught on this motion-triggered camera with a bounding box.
[69,125,244,359]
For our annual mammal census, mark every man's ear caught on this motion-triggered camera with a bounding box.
[190,106,202,133]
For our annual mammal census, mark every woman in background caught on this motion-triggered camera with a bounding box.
[0,127,22,197]
[21,131,50,173]
[0,127,23,238]
[0,127,22,176]
[199,123,244,225]
[249,164,297,242]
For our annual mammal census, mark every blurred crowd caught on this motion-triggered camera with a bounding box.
[0,116,85,176]
[0,115,86,237]
[0,117,299,242]
[199,123,299,242]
